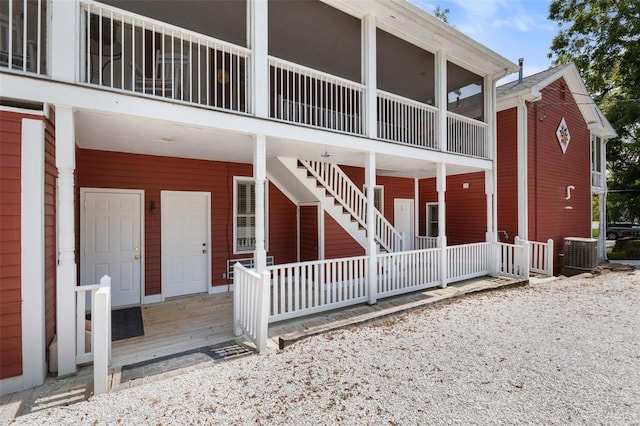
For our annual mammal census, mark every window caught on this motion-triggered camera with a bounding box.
[426,203,439,237]
[234,178,268,253]
[591,135,602,172]
[363,185,384,213]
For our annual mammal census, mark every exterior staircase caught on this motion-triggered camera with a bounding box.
[276,157,403,253]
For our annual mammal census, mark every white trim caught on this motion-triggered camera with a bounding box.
[516,100,528,240]
[0,105,45,116]
[18,119,46,392]
[80,188,145,305]
[160,190,211,299]
[318,203,325,260]
[142,294,163,304]
[209,284,233,294]
[233,176,269,254]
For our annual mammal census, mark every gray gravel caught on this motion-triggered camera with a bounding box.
[12,269,640,425]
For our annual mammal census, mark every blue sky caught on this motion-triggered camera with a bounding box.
[410,0,557,83]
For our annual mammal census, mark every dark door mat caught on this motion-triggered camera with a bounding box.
[112,307,144,341]
[120,340,254,383]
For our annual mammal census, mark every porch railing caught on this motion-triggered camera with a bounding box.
[79,1,251,113]
[447,242,491,281]
[415,236,438,250]
[74,275,111,395]
[0,0,46,75]
[300,159,403,252]
[446,111,489,159]
[268,256,369,322]
[233,263,269,352]
[269,56,364,135]
[377,248,440,299]
[497,241,528,279]
[518,237,553,276]
[377,90,439,150]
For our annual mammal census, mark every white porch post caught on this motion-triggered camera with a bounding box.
[50,0,79,83]
[437,163,447,288]
[516,98,529,240]
[250,0,269,118]
[21,119,47,389]
[362,14,377,138]
[253,134,267,272]
[365,152,377,304]
[485,169,498,276]
[435,50,447,152]
[55,106,77,376]
[597,138,608,260]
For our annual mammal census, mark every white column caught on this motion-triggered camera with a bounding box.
[253,134,267,272]
[21,118,47,389]
[435,50,447,152]
[597,139,608,260]
[486,169,498,276]
[50,0,79,82]
[365,152,377,304]
[414,178,419,241]
[362,14,377,138]
[250,0,269,118]
[437,163,447,287]
[516,98,529,240]
[55,106,77,376]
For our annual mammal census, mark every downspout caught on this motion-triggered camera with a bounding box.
[516,95,528,241]
[533,102,539,240]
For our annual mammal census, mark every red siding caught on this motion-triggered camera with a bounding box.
[0,112,23,379]
[418,173,487,245]
[299,205,318,261]
[324,212,364,259]
[527,78,592,273]
[497,107,518,243]
[44,113,57,348]
[76,149,297,294]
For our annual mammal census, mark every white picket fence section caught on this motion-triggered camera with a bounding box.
[268,256,369,322]
[74,275,111,395]
[446,111,489,159]
[415,236,438,249]
[233,263,270,352]
[300,159,403,252]
[269,56,365,135]
[497,242,528,279]
[377,90,439,149]
[519,237,554,276]
[377,248,441,298]
[447,242,491,281]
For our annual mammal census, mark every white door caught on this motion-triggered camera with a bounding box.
[83,190,143,307]
[394,198,414,250]
[161,191,210,298]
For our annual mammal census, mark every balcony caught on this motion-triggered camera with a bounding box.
[1,0,492,160]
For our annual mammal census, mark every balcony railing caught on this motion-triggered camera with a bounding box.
[269,56,365,136]
[79,1,251,113]
[446,111,489,159]
[0,0,46,75]
[377,90,439,150]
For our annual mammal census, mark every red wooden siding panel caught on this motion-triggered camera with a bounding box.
[0,111,23,379]
[44,113,57,347]
[299,205,318,262]
[496,107,518,243]
[76,149,297,293]
[527,78,592,274]
[323,212,365,259]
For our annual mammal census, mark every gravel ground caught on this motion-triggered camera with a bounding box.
[11,269,640,425]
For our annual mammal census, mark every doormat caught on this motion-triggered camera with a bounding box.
[112,307,144,341]
[120,340,253,383]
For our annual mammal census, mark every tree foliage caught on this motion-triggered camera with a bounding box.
[434,6,450,24]
[548,0,640,222]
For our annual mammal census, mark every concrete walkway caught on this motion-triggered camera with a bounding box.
[1,275,526,421]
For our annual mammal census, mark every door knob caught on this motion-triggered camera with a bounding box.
[134,254,140,260]
[202,249,207,254]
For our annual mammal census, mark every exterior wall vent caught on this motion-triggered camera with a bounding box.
[563,237,598,270]
[228,256,274,279]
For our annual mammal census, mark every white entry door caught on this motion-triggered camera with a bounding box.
[161,191,211,298]
[394,198,414,250]
[82,190,143,307]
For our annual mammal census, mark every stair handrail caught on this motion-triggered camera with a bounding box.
[300,159,403,252]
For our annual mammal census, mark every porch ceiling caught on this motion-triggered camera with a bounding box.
[75,110,482,180]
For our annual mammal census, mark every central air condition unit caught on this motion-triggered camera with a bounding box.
[563,237,598,271]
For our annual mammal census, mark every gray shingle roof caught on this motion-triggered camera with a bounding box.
[497,63,573,99]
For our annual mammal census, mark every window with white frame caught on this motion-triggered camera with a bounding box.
[364,185,384,213]
[591,134,602,173]
[234,178,268,253]
[426,203,439,237]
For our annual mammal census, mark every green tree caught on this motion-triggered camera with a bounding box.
[548,0,640,222]
[434,6,450,24]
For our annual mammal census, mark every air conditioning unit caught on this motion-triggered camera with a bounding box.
[563,237,598,270]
